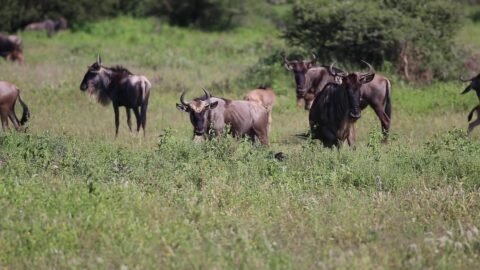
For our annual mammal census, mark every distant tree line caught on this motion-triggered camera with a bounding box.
[283,0,465,82]
[0,0,244,32]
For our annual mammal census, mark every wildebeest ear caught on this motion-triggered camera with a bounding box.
[208,101,219,109]
[360,73,375,84]
[176,103,189,112]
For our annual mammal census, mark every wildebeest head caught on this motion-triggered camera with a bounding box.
[80,55,113,104]
[330,61,375,120]
[460,74,480,95]
[283,54,316,91]
[176,88,219,139]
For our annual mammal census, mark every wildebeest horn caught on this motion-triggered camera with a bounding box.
[97,53,102,65]
[180,90,190,106]
[283,55,292,71]
[361,60,375,76]
[460,75,475,82]
[311,53,317,62]
[329,62,346,77]
[202,88,211,99]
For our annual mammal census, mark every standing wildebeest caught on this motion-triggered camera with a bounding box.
[176,89,269,145]
[309,62,375,148]
[25,18,68,36]
[244,86,276,133]
[303,63,392,140]
[283,54,316,107]
[0,81,30,131]
[80,55,151,137]
[0,34,23,63]
[460,74,480,134]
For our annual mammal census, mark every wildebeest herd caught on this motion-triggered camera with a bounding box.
[1,27,480,150]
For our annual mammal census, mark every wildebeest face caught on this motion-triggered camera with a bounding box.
[80,55,106,92]
[284,56,315,91]
[176,89,218,138]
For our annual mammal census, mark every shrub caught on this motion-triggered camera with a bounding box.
[283,0,464,82]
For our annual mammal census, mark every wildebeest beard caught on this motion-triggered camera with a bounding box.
[89,66,132,106]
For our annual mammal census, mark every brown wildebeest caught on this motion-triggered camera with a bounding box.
[0,81,30,131]
[0,34,23,63]
[283,54,316,107]
[309,62,375,148]
[244,86,276,133]
[303,63,392,140]
[460,74,480,134]
[176,88,269,145]
[80,55,152,137]
[25,18,68,36]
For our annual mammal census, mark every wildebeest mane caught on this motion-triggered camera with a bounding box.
[109,65,133,75]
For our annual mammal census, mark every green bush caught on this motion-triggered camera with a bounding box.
[283,0,464,82]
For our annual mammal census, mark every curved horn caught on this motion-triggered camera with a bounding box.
[202,87,212,99]
[361,60,375,76]
[180,90,190,106]
[329,62,346,77]
[283,55,293,71]
[97,53,102,65]
[311,53,317,62]
[460,75,476,82]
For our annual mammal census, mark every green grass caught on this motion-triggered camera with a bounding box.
[1,16,480,269]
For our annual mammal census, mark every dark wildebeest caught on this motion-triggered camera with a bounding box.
[0,81,30,131]
[460,74,480,134]
[176,89,269,145]
[309,62,375,148]
[80,55,151,137]
[244,86,276,133]
[303,63,392,140]
[25,18,68,36]
[0,34,23,63]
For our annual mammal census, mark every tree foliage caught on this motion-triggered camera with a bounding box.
[283,0,464,81]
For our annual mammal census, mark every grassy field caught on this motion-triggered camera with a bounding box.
[1,15,480,269]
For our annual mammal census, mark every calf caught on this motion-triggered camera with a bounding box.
[244,86,276,133]
[0,34,23,63]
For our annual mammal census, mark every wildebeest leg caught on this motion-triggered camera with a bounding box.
[468,108,480,135]
[126,108,132,132]
[8,111,20,131]
[371,104,391,141]
[1,110,9,131]
[113,104,120,137]
[140,103,148,136]
[347,126,356,149]
[133,107,141,132]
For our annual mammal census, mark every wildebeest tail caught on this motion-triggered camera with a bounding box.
[17,92,30,125]
[468,105,480,122]
[385,79,392,119]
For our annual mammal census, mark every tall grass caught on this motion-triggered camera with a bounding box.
[1,16,480,269]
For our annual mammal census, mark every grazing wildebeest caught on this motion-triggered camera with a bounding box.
[303,63,392,140]
[0,34,23,63]
[244,86,276,133]
[0,81,30,131]
[80,55,151,137]
[460,74,480,134]
[309,62,375,148]
[25,18,68,36]
[176,89,269,145]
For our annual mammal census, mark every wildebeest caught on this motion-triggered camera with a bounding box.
[303,63,392,140]
[283,54,316,107]
[0,81,30,131]
[244,86,276,133]
[460,74,480,134]
[80,55,151,137]
[25,18,68,36]
[309,62,375,148]
[0,34,23,63]
[176,89,269,145]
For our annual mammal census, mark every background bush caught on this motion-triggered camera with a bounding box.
[283,0,464,82]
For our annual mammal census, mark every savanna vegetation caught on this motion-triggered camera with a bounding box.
[1,1,480,269]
